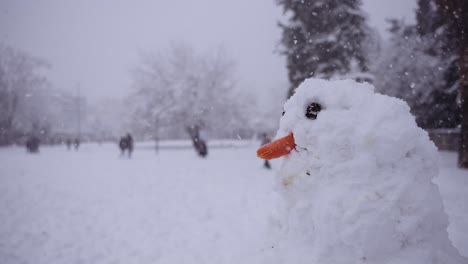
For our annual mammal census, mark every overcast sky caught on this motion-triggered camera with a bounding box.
[0,0,416,102]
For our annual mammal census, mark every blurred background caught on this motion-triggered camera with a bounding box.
[1,0,466,167]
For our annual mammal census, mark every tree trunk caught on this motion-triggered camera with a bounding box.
[459,45,468,168]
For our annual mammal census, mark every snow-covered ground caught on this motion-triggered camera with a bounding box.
[0,142,466,263]
[435,151,468,258]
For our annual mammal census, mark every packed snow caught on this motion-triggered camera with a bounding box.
[0,140,466,263]
[268,79,467,263]
[0,142,282,263]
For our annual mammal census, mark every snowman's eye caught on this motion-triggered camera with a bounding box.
[305,102,321,120]
[282,111,285,116]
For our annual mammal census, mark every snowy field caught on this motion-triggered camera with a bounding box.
[0,141,466,263]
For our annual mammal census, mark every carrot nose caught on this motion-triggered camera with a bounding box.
[257,133,296,160]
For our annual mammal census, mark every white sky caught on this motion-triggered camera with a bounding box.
[0,0,416,102]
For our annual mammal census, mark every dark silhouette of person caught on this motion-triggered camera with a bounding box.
[195,138,207,157]
[119,133,134,158]
[126,133,134,158]
[186,125,208,157]
[26,136,40,153]
[260,133,272,169]
[73,138,80,150]
[66,138,72,150]
[119,136,127,156]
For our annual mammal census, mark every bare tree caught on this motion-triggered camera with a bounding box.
[0,43,50,145]
[129,44,253,140]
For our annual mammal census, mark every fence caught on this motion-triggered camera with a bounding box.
[427,128,460,151]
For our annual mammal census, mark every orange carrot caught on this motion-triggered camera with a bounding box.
[257,133,296,160]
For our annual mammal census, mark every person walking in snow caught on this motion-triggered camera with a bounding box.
[119,133,134,158]
[126,133,134,158]
[119,136,127,156]
[65,138,72,150]
[26,135,40,153]
[186,125,208,157]
[73,138,80,150]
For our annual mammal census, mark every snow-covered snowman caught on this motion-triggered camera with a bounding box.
[257,79,466,264]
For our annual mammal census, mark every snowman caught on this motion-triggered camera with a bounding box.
[257,79,466,264]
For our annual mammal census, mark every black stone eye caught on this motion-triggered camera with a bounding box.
[282,111,285,116]
[305,102,321,120]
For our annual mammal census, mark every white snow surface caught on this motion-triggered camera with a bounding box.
[273,79,467,263]
[0,143,282,263]
[0,142,466,263]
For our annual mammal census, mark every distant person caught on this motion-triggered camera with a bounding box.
[119,133,134,158]
[260,133,272,169]
[119,136,127,156]
[26,136,40,153]
[194,138,208,157]
[186,125,208,157]
[126,133,134,158]
[66,138,72,150]
[73,138,80,150]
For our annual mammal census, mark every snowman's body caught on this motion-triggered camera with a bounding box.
[264,79,466,264]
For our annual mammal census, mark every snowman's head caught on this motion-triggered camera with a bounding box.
[258,78,429,166]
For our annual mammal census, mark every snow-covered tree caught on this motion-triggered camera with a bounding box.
[129,44,253,140]
[85,98,126,141]
[434,0,468,168]
[416,0,460,129]
[373,19,458,129]
[0,43,50,145]
[277,0,374,96]
[373,0,463,129]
